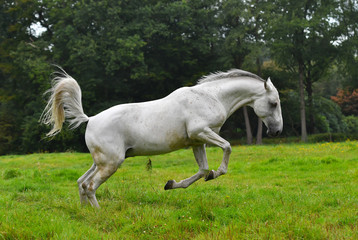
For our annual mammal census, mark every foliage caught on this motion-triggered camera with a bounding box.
[266,0,343,140]
[0,142,358,239]
[336,0,358,89]
[312,96,347,133]
[1,0,358,154]
[331,88,358,116]
[278,91,349,136]
[344,115,358,134]
[0,98,19,155]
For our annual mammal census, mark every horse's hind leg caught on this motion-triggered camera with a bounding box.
[81,150,124,208]
[165,145,209,190]
[77,163,96,205]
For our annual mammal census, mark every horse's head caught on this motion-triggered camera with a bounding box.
[251,78,283,137]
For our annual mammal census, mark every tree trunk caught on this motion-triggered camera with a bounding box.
[299,62,308,142]
[256,57,263,145]
[256,118,263,145]
[236,60,252,145]
[243,106,253,145]
[306,69,315,134]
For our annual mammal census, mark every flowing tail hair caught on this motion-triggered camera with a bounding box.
[40,68,89,137]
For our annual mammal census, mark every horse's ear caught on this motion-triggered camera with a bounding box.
[265,77,273,91]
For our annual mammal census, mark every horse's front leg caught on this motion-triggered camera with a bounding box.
[164,145,209,190]
[192,127,232,181]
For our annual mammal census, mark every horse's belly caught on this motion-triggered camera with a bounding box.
[125,141,189,157]
[125,130,191,157]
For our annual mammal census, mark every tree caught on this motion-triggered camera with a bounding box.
[313,96,347,133]
[218,0,268,144]
[243,0,272,144]
[331,88,358,116]
[1,0,222,154]
[0,0,44,154]
[337,0,358,89]
[267,0,340,141]
[140,0,220,97]
[1,0,358,154]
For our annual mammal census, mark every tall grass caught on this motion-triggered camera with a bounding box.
[0,141,357,239]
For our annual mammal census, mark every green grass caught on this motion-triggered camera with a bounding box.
[1,141,358,239]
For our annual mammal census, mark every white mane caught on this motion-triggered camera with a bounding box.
[197,69,265,85]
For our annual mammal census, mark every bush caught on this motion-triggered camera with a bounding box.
[21,114,88,153]
[312,97,347,133]
[308,133,358,143]
[344,115,358,134]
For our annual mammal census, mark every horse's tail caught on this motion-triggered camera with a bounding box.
[40,68,89,137]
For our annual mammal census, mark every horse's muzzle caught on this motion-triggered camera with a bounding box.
[267,129,282,137]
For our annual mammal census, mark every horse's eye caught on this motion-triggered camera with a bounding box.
[271,102,278,108]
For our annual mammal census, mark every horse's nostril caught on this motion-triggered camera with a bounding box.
[276,130,281,136]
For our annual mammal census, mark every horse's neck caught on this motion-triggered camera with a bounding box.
[203,78,265,117]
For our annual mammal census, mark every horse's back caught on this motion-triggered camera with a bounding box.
[85,87,198,156]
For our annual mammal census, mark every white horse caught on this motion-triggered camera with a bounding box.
[41,69,283,208]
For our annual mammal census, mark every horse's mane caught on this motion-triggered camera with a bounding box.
[197,69,265,85]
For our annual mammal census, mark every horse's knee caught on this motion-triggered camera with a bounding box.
[223,142,232,154]
[82,165,117,192]
[77,177,84,187]
[82,181,95,195]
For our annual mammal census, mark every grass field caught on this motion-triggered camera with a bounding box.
[0,141,358,239]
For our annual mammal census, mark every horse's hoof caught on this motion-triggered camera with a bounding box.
[164,180,175,190]
[205,170,215,181]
